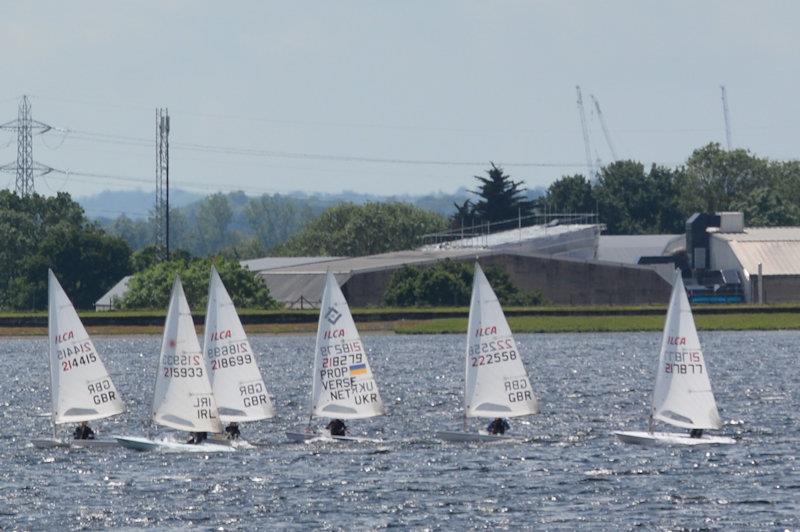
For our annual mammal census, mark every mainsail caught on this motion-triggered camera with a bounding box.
[651,270,722,430]
[203,266,275,422]
[152,276,222,433]
[464,263,538,418]
[48,270,125,424]
[310,272,384,420]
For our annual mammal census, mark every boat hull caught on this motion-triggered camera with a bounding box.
[434,431,523,443]
[613,430,736,446]
[115,435,236,452]
[285,430,382,443]
[31,438,119,449]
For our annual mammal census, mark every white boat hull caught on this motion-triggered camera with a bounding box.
[434,431,523,443]
[285,430,382,444]
[31,437,119,449]
[115,435,236,452]
[613,430,736,446]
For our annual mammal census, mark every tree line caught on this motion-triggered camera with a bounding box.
[537,143,800,234]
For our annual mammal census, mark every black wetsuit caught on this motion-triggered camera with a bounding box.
[73,425,95,440]
[225,423,240,440]
[487,418,510,435]
[187,432,208,444]
[326,419,347,436]
[689,429,703,439]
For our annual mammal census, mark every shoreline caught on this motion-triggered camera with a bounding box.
[2,308,799,336]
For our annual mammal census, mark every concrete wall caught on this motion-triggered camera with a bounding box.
[342,253,672,306]
[753,275,800,304]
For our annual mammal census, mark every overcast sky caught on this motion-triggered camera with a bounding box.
[1,1,798,206]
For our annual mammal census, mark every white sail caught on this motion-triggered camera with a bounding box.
[464,263,538,418]
[152,276,222,433]
[48,270,125,424]
[203,266,275,423]
[651,271,722,430]
[310,272,384,420]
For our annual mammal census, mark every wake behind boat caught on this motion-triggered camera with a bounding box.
[34,270,125,449]
[613,270,735,446]
[286,271,386,443]
[114,435,235,452]
[435,263,539,443]
[116,276,228,452]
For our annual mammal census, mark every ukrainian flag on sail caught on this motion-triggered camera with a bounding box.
[350,363,367,376]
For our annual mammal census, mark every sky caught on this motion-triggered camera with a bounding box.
[1,0,799,209]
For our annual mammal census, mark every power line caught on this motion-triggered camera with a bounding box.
[0,95,55,195]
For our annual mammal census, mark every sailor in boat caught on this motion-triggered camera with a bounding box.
[73,421,95,440]
[224,422,240,440]
[326,419,347,436]
[689,429,703,439]
[487,418,510,435]
[187,431,208,444]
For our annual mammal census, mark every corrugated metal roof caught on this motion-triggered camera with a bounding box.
[712,227,800,242]
[724,239,800,276]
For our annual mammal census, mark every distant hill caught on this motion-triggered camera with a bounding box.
[78,186,546,221]
[84,186,546,256]
[76,189,204,219]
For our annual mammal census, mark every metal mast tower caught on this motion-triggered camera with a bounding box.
[720,85,733,149]
[0,95,53,196]
[590,94,618,161]
[154,108,170,259]
[575,86,595,180]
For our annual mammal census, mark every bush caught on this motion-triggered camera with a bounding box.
[384,260,545,307]
[119,257,277,310]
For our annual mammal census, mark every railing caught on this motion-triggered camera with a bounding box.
[419,212,599,248]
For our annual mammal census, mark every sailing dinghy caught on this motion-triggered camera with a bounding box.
[32,270,125,449]
[435,263,539,443]
[116,276,232,452]
[203,266,275,444]
[613,270,735,446]
[286,272,385,443]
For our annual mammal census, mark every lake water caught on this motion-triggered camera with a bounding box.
[0,331,797,529]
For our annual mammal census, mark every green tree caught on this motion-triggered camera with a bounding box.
[244,194,314,251]
[471,163,532,223]
[538,174,595,214]
[679,143,770,214]
[383,260,545,307]
[0,191,132,310]
[120,256,276,310]
[194,193,233,256]
[274,202,447,256]
[593,161,683,234]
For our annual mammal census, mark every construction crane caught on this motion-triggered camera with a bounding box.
[590,94,618,161]
[720,85,733,149]
[575,85,595,180]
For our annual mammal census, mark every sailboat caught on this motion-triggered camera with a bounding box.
[435,263,539,442]
[32,270,125,449]
[614,270,735,446]
[116,276,231,452]
[203,266,275,442]
[286,271,385,442]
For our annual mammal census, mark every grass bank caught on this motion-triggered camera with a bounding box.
[393,312,800,334]
[1,305,799,336]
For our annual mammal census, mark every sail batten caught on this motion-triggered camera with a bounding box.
[310,272,384,420]
[203,266,275,423]
[651,271,722,430]
[152,276,222,433]
[464,264,538,419]
[48,270,124,425]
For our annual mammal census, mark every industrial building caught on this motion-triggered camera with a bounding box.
[95,210,800,310]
